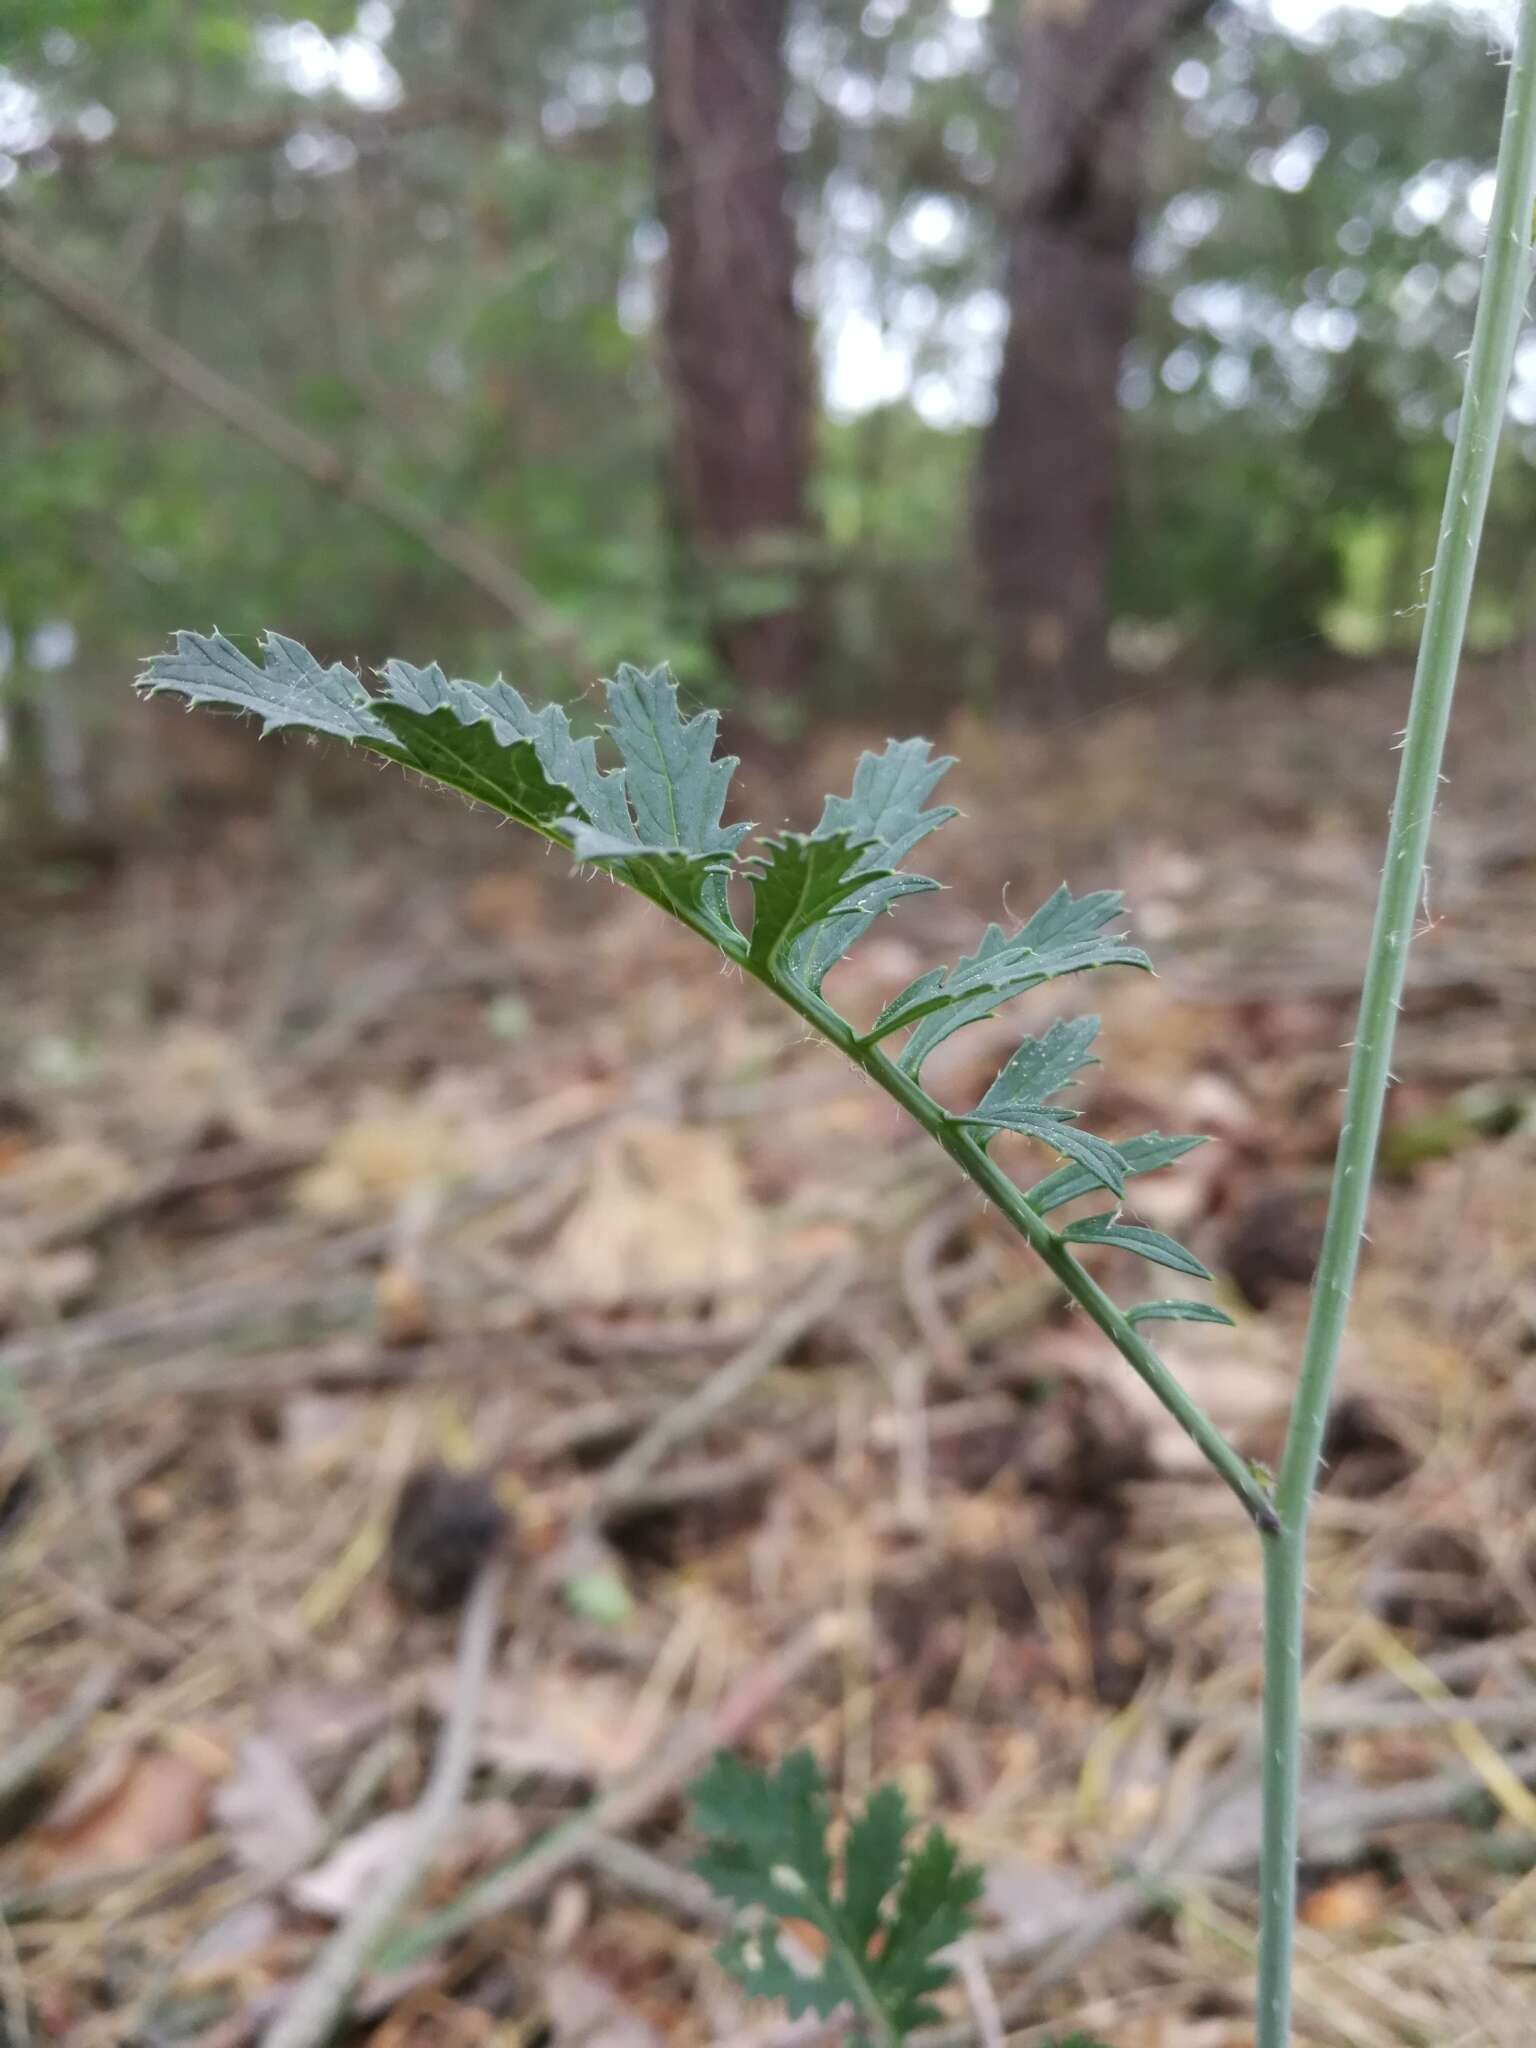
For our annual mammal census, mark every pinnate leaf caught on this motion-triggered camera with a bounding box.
[875,1822,987,2030]
[787,739,957,990]
[1014,882,1126,951]
[1125,1297,1235,1329]
[960,1109,1127,1199]
[141,630,393,743]
[975,1016,1101,1118]
[600,661,745,862]
[140,634,748,941]
[841,1782,908,1954]
[1026,1132,1206,1216]
[691,1749,982,2035]
[811,735,957,870]
[375,657,629,839]
[692,1750,832,1921]
[862,891,1150,1076]
[1059,1215,1211,1280]
[747,831,922,977]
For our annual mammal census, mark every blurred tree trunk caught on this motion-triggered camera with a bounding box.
[974,0,1204,719]
[650,0,813,720]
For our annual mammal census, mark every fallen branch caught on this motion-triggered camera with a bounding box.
[577,1259,857,1535]
[14,88,504,168]
[0,222,589,666]
[0,1663,118,1808]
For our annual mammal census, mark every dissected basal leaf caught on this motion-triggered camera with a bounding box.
[691,1749,982,2035]
[1059,1214,1211,1280]
[691,1750,833,1923]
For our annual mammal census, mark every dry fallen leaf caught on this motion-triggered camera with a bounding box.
[422,1664,646,1782]
[126,1023,274,1145]
[31,1743,213,1879]
[287,1810,417,1920]
[288,1802,519,1920]
[374,1260,436,1346]
[544,1965,664,2048]
[212,1734,324,1882]
[980,1857,1095,1951]
[0,1243,98,1329]
[1300,1869,1388,1933]
[258,1683,393,1765]
[0,1139,134,1224]
[180,1897,285,1983]
[293,1097,466,1221]
[539,1118,762,1308]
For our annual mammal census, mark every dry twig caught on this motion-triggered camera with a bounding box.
[0,1663,119,1808]
[257,1558,506,2048]
[0,223,587,664]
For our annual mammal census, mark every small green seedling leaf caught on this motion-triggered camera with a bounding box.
[691,1749,983,2036]
[561,1564,635,1626]
[1059,1215,1212,1280]
[1125,1297,1236,1329]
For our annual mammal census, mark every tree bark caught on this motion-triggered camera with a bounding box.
[974,0,1204,719]
[649,0,813,717]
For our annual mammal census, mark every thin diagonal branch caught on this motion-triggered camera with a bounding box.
[0,220,590,669]
[13,88,504,168]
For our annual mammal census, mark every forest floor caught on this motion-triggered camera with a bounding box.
[5,658,1536,2048]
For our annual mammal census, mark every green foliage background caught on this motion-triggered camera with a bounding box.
[4,0,1535,719]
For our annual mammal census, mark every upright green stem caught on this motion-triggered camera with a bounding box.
[1255,12,1536,2045]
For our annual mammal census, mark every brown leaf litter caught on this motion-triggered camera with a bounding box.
[4,663,1536,2045]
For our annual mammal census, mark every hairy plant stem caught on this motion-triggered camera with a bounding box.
[1255,11,1536,2046]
